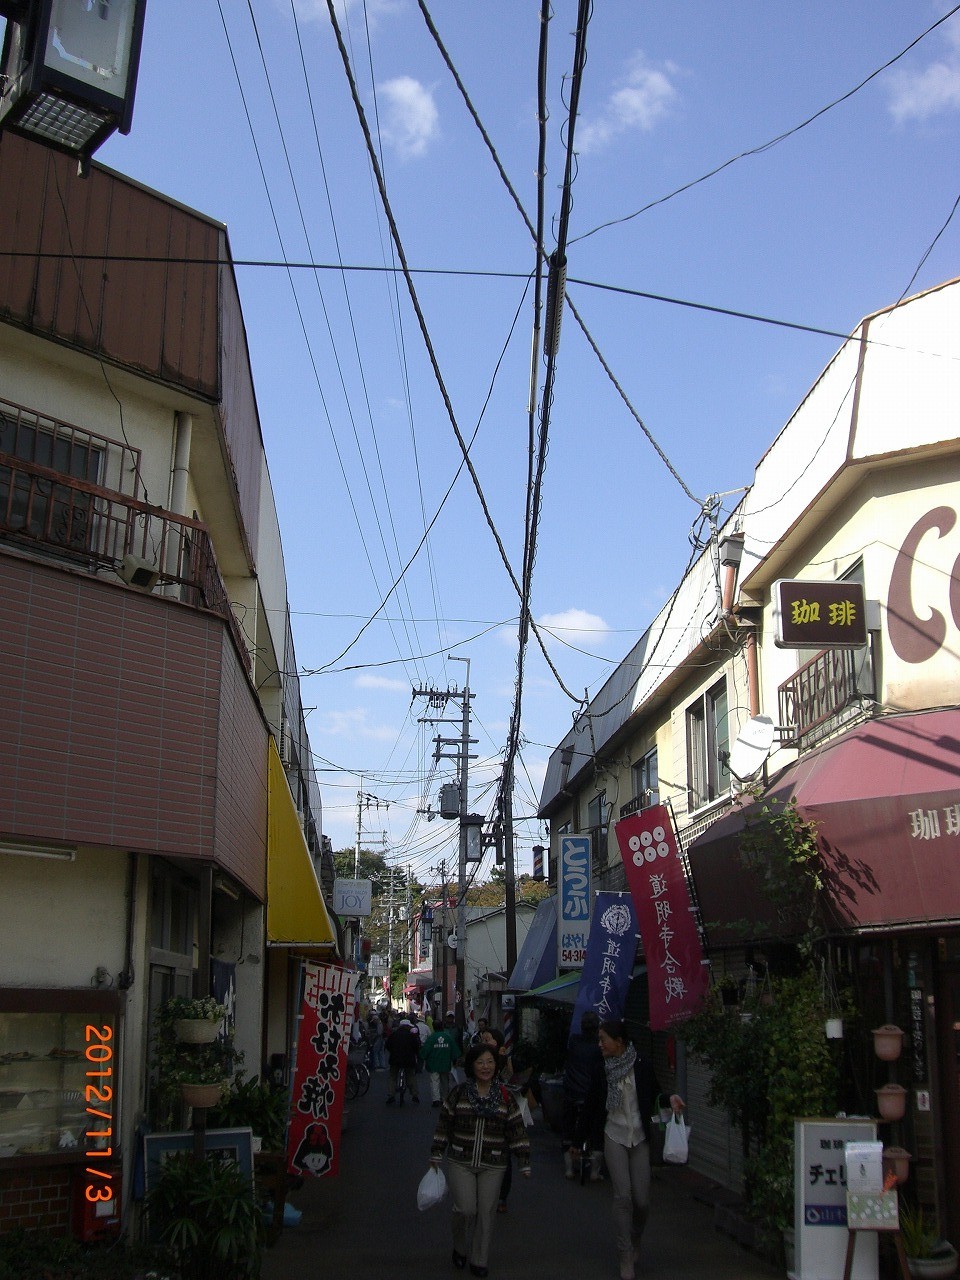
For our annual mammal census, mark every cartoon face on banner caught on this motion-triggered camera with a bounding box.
[287,964,357,1178]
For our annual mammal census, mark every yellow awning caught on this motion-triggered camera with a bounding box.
[266,738,337,951]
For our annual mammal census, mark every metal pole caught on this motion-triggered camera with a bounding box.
[503,753,518,977]
[451,657,470,1030]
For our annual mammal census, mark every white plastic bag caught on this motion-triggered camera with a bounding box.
[662,1113,690,1165]
[417,1165,447,1211]
[518,1095,534,1128]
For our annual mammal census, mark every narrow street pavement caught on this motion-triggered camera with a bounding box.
[260,1067,783,1280]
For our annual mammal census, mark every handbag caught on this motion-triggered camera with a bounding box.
[662,1112,690,1165]
[417,1165,447,1211]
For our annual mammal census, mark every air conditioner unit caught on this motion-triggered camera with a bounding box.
[118,554,160,591]
[279,723,292,766]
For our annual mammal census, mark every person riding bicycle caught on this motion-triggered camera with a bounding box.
[385,1016,421,1105]
[561,1009,603,1180]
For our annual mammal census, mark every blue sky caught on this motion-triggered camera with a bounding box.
[88,0,960,878]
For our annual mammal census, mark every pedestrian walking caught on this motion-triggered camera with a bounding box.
[385,1015,421,1105]
[562,1009,604,1181]
[479,1028,515,1215]
[421,1011,462,1104]
[367,1013,386,1070]
[585,1018,684,1280]
[429,1043,530,1278]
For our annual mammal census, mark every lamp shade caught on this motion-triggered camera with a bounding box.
[0,0,147,161]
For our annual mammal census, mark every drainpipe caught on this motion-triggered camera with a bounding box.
[166,412,193,587]
[743,624,760,718]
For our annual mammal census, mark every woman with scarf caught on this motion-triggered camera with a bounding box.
[430,1043,530,1278]
[586,1018,684,1280]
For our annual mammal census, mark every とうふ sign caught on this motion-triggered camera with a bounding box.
[558,834,592,969]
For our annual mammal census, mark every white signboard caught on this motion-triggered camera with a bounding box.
[793,1118,877,1280]
[333,878,372,917]
[558,834,591,969]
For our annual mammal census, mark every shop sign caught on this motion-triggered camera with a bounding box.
[794,1118,878,1280]
[558,834,591,969]
[773,579,867,648]
[615,806,709,1030]
[333,878,372,917]
[287,963,357,1178]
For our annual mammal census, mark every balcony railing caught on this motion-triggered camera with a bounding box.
[777,646,868,745]
[0,451,250,671]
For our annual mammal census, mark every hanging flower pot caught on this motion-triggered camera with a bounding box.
[181,1080,227,1109]
[882,1145,912,1185]
[872,1025,905,1061]
[825,1017,844,1039]
[875,1083,907,1122]
[174,1018,220,1045]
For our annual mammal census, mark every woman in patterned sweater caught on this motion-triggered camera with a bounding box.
[430,1042,530,1277]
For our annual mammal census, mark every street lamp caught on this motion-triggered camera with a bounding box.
[0,0,147,166]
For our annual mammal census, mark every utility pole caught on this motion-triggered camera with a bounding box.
[413,662,475,1031]
[502,752,518,977]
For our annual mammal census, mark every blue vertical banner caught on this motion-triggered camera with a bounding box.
[558,834,592,969]
[569,892,638,1036]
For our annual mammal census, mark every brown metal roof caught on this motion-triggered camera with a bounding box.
[0,133,220,399]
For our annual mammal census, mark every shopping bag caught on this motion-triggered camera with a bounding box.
[518,1095,534,1128]
[417,1165,447,1211]
[662,1112,690,1165]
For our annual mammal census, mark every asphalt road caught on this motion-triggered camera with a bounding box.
[260,1066,784,1279]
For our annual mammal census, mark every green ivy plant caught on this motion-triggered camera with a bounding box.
[737,786,825,952]
[163,995,227,1023]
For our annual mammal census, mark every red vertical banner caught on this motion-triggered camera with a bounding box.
[287,963,357,1178]
[615,806,709,1030]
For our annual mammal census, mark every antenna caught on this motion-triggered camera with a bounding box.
[724,715,776,783]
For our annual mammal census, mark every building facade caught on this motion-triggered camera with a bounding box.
[538,278,960,1226]
[0,135,336,1236]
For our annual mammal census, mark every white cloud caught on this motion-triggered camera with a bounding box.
[578,51,679,153]
[887,17,960,122]
[318,707,397,741]
[538,608,611,644]
[355,673,408,692]
[378,76,439,159]
[292,0,401,24]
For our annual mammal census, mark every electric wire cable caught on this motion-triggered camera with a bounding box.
[571,3,960,246]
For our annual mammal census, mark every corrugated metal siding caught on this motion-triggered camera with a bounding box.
[0,551,266,897]
[685,1054,745,1192]
[217,244,262,561]
[0,133,219,399]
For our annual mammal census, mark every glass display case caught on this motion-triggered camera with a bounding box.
[0,989,120,1163]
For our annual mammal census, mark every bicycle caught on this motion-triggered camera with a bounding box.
[345,1050,371,1100]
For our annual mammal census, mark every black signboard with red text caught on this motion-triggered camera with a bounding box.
[774,579,867,649]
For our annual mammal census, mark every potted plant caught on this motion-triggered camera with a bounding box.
[147,1149,264,1280]
[899,1202,959,1279]
[209,1073,289,1152]
[151,1001,241,1125]
[163,995,227,1044]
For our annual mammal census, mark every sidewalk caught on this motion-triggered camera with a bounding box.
[260,1068,783,1279]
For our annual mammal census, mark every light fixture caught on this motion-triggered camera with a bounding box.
[118,553,160,590]
[213,874,241,901]
[462,813,484,863]
[0,0,148,166]
[1,841,75,861]
[718,531,745,569]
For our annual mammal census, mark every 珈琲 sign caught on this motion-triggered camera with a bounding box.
[773,579,868,649]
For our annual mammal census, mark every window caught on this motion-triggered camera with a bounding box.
[0,412,102,554]
[687,678,730,810]
[631,748,659,810]
[587,791,609,867]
